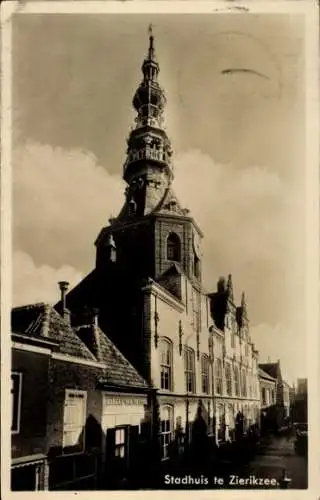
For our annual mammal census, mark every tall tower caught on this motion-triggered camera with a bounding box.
[123,25,174,211]
[95,28,203,294]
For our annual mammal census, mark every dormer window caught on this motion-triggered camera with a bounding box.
[166,233,181,262]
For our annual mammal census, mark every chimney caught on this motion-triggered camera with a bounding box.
[58,281,71,324]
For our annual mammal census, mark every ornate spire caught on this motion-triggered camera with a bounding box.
[123,27,173,186]
[226,274,234,301]
[147,24,156,61]
[241,291,248,318]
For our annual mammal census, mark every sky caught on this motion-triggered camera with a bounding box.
[11,12,306,384]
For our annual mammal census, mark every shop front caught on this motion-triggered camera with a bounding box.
[101,392,148,488]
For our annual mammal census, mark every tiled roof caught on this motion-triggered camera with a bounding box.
[12,303,96,361]
[12,303,149,390]
[259,363,279,380]
[75,324,149,389]
[258,367,277,382]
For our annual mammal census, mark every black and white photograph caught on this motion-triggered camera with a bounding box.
[1,1,318,495]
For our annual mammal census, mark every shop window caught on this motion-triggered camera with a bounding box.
[115,427,126,458]
[11,372,22,434]
[160,406,174,460]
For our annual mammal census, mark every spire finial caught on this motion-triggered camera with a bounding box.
[227,274,234,299]
[148,23,155,59]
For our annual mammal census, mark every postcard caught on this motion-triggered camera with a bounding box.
[1,1,319,499]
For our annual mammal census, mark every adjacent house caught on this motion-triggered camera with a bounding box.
[258,361,292,430]
[258,367,277,433]
[11,295,151,491]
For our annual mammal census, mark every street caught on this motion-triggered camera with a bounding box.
[219,433,308,489]
[159,433,308,490]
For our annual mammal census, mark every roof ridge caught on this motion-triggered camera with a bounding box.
[49,308,97,361]
[12,302,47,312]
[42,304,52,337]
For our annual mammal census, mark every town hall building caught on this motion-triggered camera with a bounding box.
[59,30,261,458]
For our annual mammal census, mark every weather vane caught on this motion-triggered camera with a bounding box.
[148,23,154,37]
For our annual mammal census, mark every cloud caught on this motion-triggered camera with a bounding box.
[174,149,304,322]
[12,142,305,380]
[172,149,305,382]
[13,141,124,273]
[13,251,83,306]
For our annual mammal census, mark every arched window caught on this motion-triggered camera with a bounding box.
[160,405,174,460]
[201,354,210,394]
[166,233,181,262]
[159,338,173,391]
[215,358,223,395]
[225,362,232,396]
[234,366,240,396]
[184,347,196,393]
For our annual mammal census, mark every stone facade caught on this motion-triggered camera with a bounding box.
[57,31,262,461]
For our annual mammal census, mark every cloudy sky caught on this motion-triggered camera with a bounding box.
[12,12,306,383]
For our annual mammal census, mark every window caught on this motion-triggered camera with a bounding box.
[234,366,240,396]
[194,254,200,279]
[271,389,275,404]
[215,358,223,395]
[166,233,181,262]
[159,338,173,391]
[225,362,232,396]
[184,347,196,393]
[160,406,174,460]
[241,370,247,397]
[201,354,210,394]
[11,372,22,434]
[261,387,266,405]
[115,427,126,458]
[63,390,87,452]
